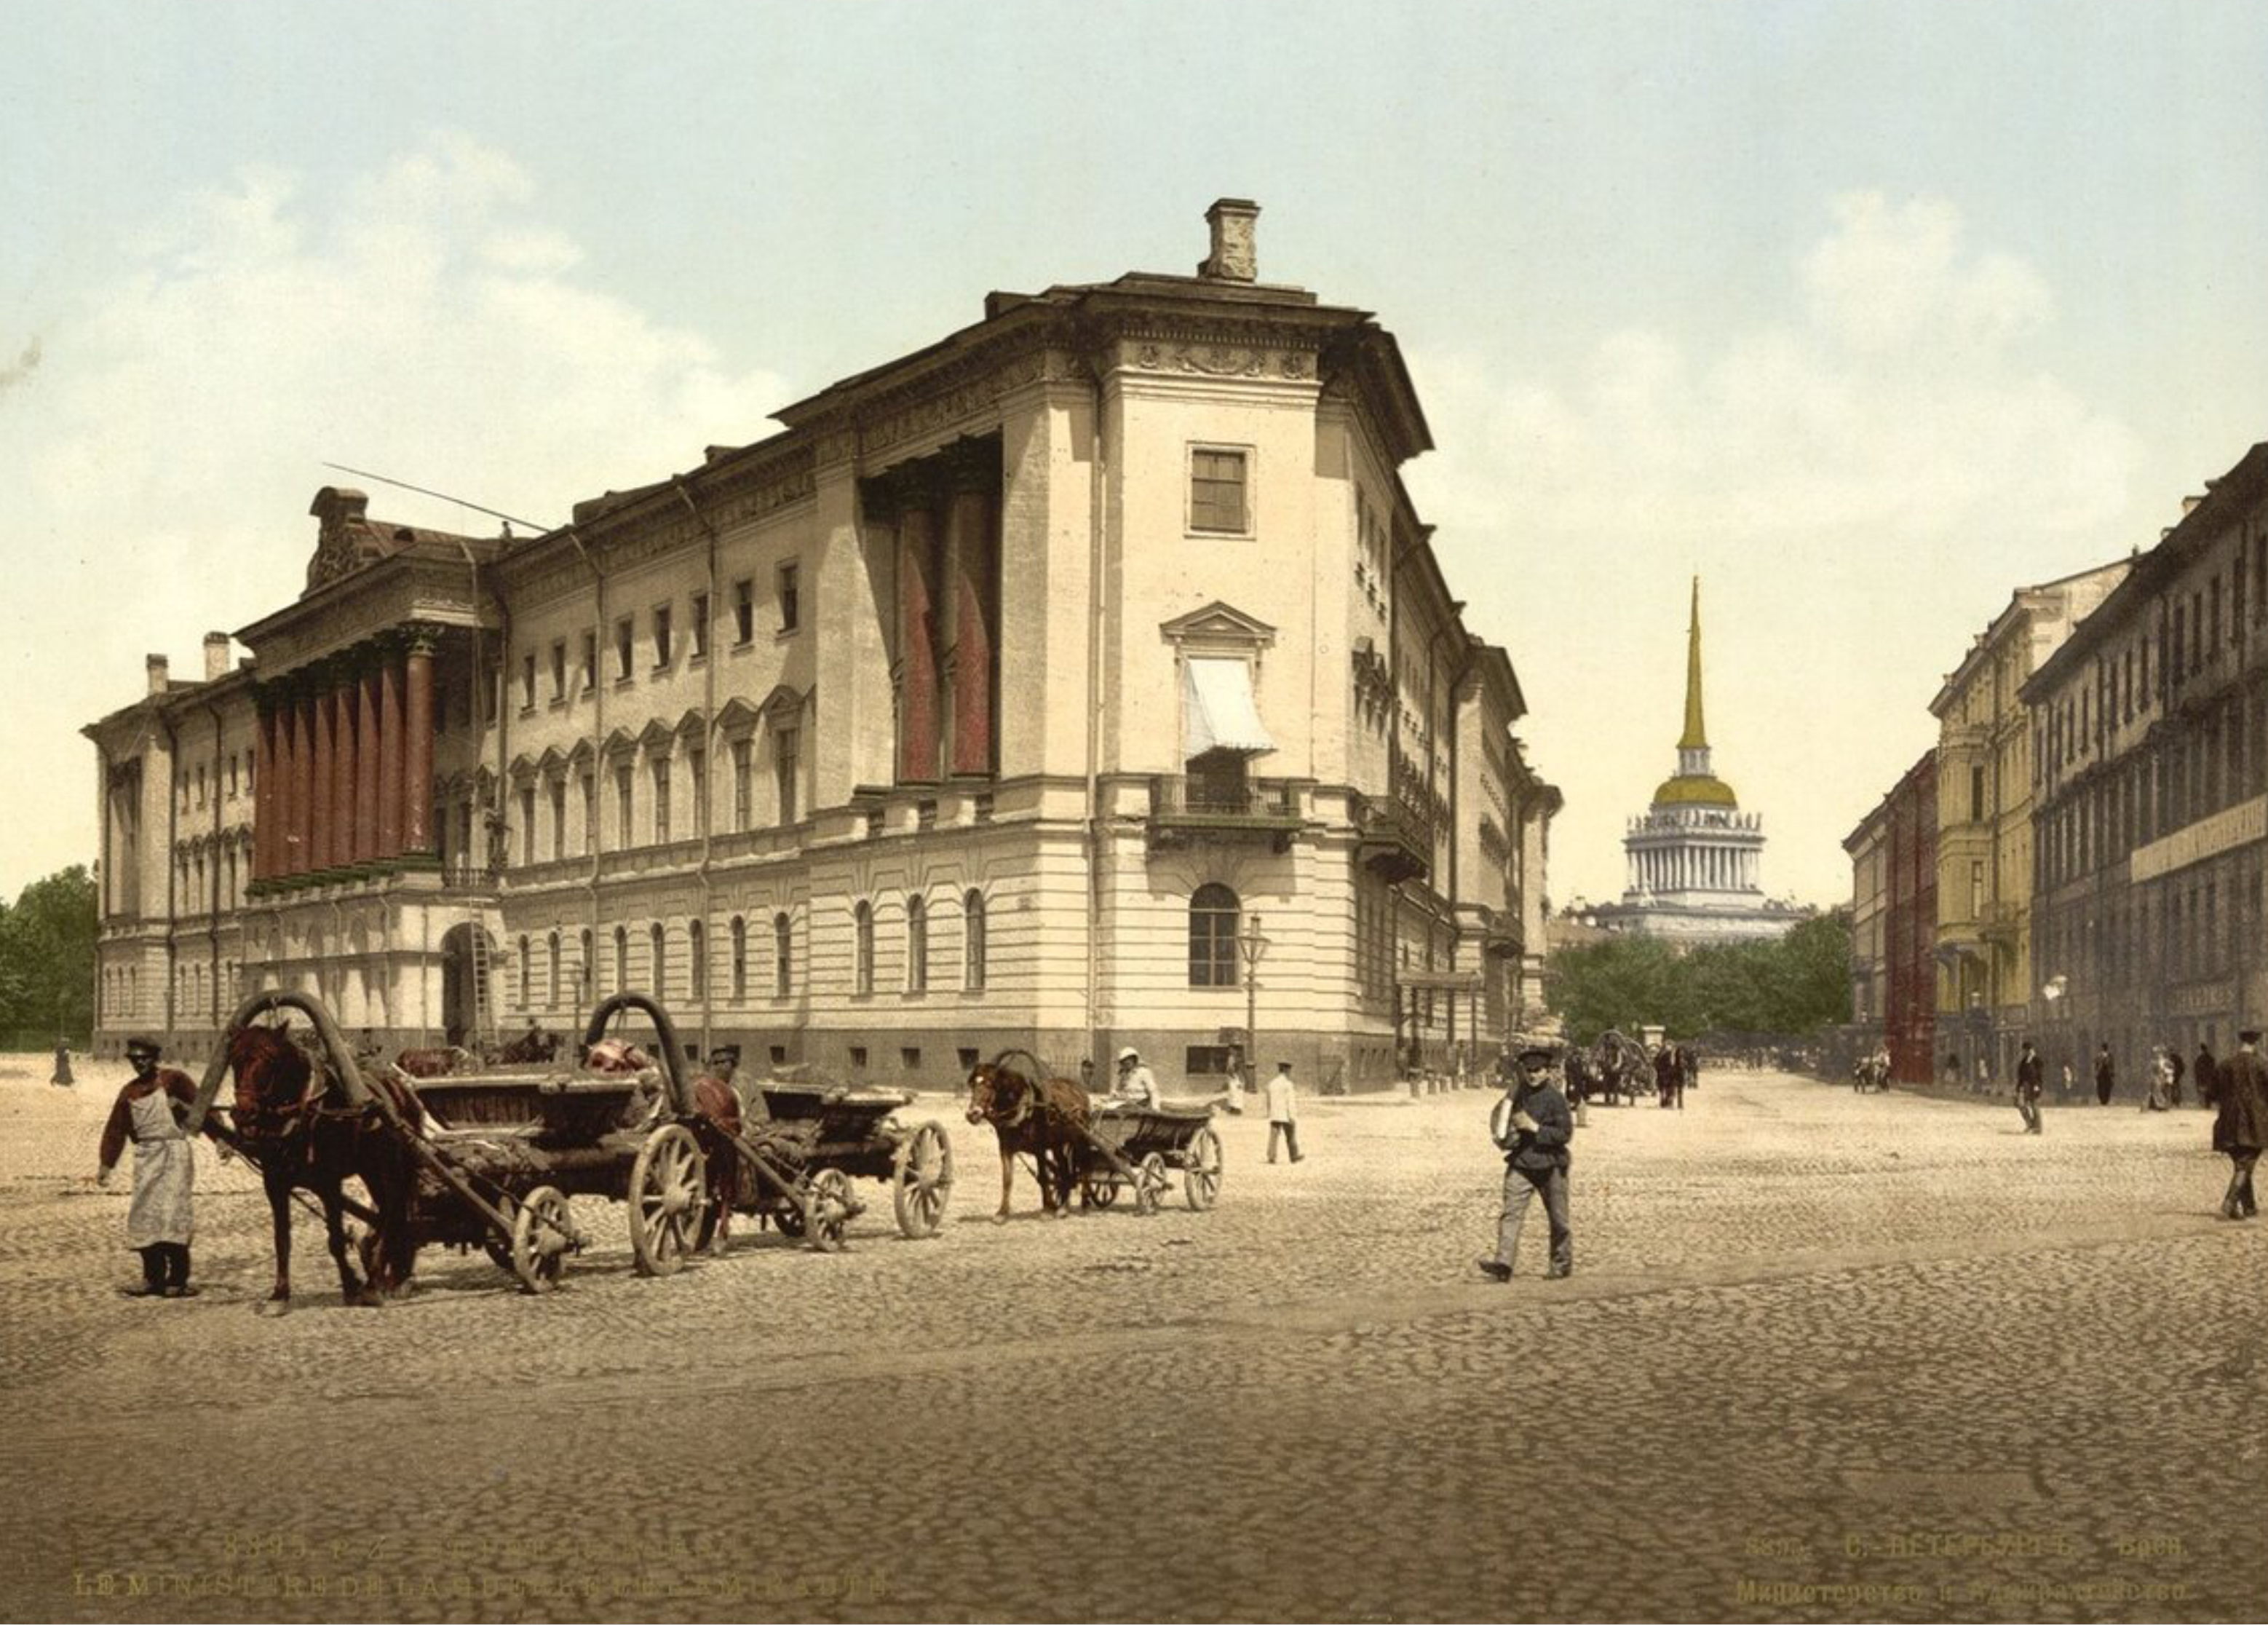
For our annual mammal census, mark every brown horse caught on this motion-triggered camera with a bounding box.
[227,1024,421,1314]
[964,1054,1090,1221]
[394,1045,475,1079]
[492,1026,562,1067]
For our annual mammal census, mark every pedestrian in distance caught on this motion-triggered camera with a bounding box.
[2058,1060,2074,1102]
[2192,1041,2216,1112]
[2168,1045,2186,1109]
[94,1035,202,1299]
[1478,1044,1574,1281]
[1220,1048,1247,1115]
[2095,1043,2116,1107]
[2145,1048,2173,1112]
[2210,1029,2267,1221]
[50,1037,74,1087]
[2015,1040,2044,1135]
[1264,1061,1303,1164]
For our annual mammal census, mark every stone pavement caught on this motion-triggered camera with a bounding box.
[1,1055,2261,1623]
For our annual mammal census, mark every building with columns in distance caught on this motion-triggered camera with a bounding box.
[1590,579,1805,944]
[1926,560,2128,1086]
[2023,443,2268,1090]
[83,199,1561,1091]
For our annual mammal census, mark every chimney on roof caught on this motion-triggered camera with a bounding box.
[1198,198,1260,283]
[310,486,368,526]
[2181,493,2207,516]
[146,654,169,696]
[203,632,230,681]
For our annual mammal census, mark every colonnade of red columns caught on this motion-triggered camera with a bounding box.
[252,628,438,885]
[887,441,997,784]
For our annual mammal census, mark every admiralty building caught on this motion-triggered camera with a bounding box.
[84,201,1560,1091]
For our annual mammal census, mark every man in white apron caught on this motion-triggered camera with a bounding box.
[95,1035,201,1297]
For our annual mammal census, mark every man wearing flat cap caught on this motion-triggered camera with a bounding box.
[2211,1029,2267,1220]
[1479,1043,1574,1281]
[95,1035,203,1297]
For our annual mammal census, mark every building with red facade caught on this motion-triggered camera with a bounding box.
[1879,750,1939,1084]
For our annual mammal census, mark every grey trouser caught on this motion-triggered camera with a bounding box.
[1493,1163,1571,1274]
[2224,1152,2259,1217]
[2017,1096,2041,1133]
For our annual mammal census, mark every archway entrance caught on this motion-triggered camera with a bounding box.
[440,922,496,1048]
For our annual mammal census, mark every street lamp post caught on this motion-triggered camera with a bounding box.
[1238,913,1269,1082]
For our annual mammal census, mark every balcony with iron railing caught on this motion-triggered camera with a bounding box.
[1352,789,1434,884]
[1146,775,1303,851]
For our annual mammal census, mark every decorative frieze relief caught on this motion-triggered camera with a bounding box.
[1124,340,1313,381]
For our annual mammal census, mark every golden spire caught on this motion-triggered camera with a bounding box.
[1677,574,1707,751]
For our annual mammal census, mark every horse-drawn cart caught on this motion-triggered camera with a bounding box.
[719,1081,956,1247]
[1079,1102,1223,1216]
[189,988,723,1300]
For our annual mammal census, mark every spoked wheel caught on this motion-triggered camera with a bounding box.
[772,1201,807,1239]
[1183,1126,1223,1211]
[510,1184,575,1294]
[1133,1152,1170,1217]
[889,1120,955,1238]
[1082,1175,1120,1211]
[628,1123,708,1277]
[806,1169,855,1252]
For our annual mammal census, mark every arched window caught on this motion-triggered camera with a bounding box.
[518,934,531,1006]
[729,916,747,1002]
[854,901,875,997]
[649,922,667,997]
[1189,884,1240,988]
[964,890,987,992]
[613,925,628,993]
[547,931,560,1008]
[689,919,706,1004]
[774,912,793,997]
[906,895,928,994]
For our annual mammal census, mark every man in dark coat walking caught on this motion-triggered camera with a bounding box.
[2015,1040,2044,1134]
[2212,1029,2267,1221]
[2094,1043,2116,1107]
[1479,1045,1574,1281]
[2194,1042,2218,1114]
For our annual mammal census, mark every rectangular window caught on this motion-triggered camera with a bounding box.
[581,630,597,690]
[550,640,567,702]
[1970,858,1984,914]
[651,759,671,845]
[615,764,633,846]
[518,786,536,865]
[550,780,566,863]
[580,772,597,856]
[731,738,753,831]
[687,746,707,836]
[614,617,634,681]
[774,728,800,823]
[734,577,755,645]
[690,591,710,660]
[1189,448,1248,533]
[1970,765,1986,824]
[652,604,673,668]
[777,562,800,633]
[483,660,501,724]
[520,652,537,712]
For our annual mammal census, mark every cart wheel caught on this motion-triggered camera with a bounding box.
[806,1169,854,1252]
[511,1185,574,1294]
[1082,1175,1119,1211]
[1133,1153,1170,1217]
[483,1236,515,1276]
[772,1201,807,1239]
[889,1120,955,1238]
[1183,1126,1224,1212]
[628,1123,708,1277]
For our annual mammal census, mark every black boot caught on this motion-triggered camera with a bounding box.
[124,1247,166,1297]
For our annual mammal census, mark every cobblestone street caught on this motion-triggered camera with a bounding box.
[2,1058,2261,1624]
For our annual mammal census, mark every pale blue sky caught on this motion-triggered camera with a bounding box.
[5,1,2266,905]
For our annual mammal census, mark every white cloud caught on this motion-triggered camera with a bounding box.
[1407,191,2140,910]
[0,133,791,891]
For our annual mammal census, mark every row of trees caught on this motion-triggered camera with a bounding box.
[1547,912,1851,1045]
[0,866,97,1045]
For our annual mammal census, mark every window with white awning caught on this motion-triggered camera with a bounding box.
[1183,657,1276,759]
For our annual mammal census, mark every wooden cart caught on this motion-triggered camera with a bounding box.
[1078,1102,1223,1216]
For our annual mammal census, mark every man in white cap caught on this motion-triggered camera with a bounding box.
[1264,1061,1303,1163]
[1111,1046,1162,1112]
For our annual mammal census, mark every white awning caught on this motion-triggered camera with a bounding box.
[1184,657,1276,757]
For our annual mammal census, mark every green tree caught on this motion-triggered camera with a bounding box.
[0,866,98,1040]
[1547,910,1852,1041]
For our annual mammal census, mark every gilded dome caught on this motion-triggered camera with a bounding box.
[1652,773,1739,808]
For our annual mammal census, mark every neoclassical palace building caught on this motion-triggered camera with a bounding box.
[85,200,1559,1090]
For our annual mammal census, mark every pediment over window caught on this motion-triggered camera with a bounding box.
[637,718,678,756]
[714,696,764,735]
[757,684,807,727]
[1159,601,1277,652]
[599,727,637,759]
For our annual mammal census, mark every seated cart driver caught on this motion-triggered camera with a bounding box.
[1102,1046,1162,1112]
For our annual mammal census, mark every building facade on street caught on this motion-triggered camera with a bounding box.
[1592,578,1804,944]
[1842,796,1889,1030]
[82,199,1559,1091]
[1927,561,2128,1085]
[2023,443,2268,1087]
[1875,750,1940,1085]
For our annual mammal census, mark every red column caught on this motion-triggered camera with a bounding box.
[289,691,317,877]
[253,702,277,882]
[354,665,381,863]
[895,486,942,783]
[945,463,996,778]
[403,633,436,854]
[377,652,405,858]
[309,682,335,871]
[330,684,357,870]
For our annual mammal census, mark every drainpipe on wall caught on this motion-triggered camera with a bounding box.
[1083,345,1109,1070]
[564,524,606,1032]
[461,539,510,1045]
[203,698,226,1052]
[674,479,721,1063]
[157,705,178,1055]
